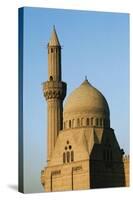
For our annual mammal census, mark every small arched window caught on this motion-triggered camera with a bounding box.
[49,76,53,81]
[63,141,74,164]
[67,151,70,163]
[67,140,69,144]
[71,151,74,162]
[63,152,66,163]
[69,120,71,128]
[69,145,72,150]
[65,146,67,150]
[51,48,53,53]
[77,118,80,127]
[86,118,89,126]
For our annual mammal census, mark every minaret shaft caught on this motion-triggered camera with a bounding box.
[47,99,63,157]
[43,27,67,162]
[48,47,61,81]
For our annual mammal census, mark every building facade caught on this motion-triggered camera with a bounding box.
[41,27,129,192]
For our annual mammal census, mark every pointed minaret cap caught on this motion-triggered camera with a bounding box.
[48,26,61,46]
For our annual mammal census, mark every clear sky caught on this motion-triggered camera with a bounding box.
[22,7,129,193]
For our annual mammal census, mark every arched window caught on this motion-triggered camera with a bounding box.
[67,140,69,144]
[63,152,66,163]
[63,141,74,164]
[49,76,53,81]
[67,151,70,163]
[86,118,89,126]
[69,120,71,128]
[71,151,74,162]
[51,48,53,53]
[77,118,80,127]
[65,146,67,150]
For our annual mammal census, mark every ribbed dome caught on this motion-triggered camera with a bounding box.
[64,79,110,117]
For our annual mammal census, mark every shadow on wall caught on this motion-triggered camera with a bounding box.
[89,130,125,188]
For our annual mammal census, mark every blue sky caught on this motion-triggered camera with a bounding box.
[22,7,129,193]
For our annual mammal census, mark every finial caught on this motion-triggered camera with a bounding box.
[85,75,87,81]
[53,25,56,31]
[81,76,91,86]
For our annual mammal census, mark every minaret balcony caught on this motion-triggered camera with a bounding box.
[43,80,67,100]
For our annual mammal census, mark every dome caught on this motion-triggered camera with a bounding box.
[63,79,110,129]
[64,79,110,115]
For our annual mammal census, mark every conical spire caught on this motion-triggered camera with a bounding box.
[48,26,61,46]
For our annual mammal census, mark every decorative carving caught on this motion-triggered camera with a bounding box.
[51,170,61,176]
[72,166,82,171]
[43,81,66,100]
[44,90,63,99]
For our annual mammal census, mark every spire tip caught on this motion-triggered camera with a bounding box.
[85,75,87,81]
[53,25,56,31]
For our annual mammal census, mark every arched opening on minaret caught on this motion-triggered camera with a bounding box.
[49,76,53,81]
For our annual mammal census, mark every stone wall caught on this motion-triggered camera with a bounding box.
[41,160,89,192]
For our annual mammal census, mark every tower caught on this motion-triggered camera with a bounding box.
[43,27,67,163]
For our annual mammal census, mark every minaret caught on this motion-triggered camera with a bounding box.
[43,27,67,163]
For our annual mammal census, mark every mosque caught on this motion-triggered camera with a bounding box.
[41,27,129,192]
